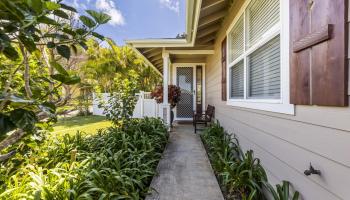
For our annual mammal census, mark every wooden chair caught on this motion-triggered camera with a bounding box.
[193,105,215,133]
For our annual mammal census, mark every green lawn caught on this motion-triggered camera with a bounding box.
[53,115,112,135]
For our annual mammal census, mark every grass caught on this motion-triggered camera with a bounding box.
[52,115,112,135]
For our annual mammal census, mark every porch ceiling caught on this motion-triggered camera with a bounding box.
[127,0,233,74]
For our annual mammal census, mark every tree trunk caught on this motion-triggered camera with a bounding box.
[42,47,55,101]
[0,150,16,162]
[19,45,33,98]
[0,129,26,151]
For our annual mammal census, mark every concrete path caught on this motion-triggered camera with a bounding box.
[146,124,224,200]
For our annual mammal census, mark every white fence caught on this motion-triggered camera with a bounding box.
[92,92,162,118]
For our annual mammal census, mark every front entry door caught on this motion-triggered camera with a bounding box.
[176,67,194,119]
[174,65,204,120]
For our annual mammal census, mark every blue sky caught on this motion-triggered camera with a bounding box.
[64,0,186,45]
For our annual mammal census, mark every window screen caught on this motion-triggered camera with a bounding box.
[248,36,280,99]
[246,0,280,47]
[230,60,244,99]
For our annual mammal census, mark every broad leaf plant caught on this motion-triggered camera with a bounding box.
[0,0,110,158]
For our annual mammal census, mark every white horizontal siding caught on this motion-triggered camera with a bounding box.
[203,1,350,199]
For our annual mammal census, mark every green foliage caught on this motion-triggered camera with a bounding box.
[86,10,111,24]
[267,181,300,200]
[80,39,161,93]
[0,117,168,199]
[202,122,266,199]
[201,122,300,200]
[101,76,138,126]
[0,95,56,136]
[0,0,110,144]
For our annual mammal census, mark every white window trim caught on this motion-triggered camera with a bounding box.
[225,0,294,115]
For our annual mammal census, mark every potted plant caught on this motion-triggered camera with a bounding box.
[151,85,181,126]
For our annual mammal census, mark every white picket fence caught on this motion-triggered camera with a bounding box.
[92,92,162,118]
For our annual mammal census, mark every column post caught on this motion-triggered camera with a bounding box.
[140,91,144,118]
[162,52,171,126]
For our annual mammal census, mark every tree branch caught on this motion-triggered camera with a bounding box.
[0,129,26,151]
[19,44,33,99]
[0,150,16,162]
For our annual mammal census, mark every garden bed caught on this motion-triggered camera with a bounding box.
[201,122,300,200]
[0,117,168,199]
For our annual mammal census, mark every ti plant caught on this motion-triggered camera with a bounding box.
[267,181,300,200]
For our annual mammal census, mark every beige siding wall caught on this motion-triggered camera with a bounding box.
[204,1,350,199]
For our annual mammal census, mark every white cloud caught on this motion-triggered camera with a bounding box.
[73,0,87,10]
[96,0,125,26]
[159,0,180,13]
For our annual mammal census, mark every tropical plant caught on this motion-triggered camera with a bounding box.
[0,117,168,199]
[202,121,300,200]
[222,150,267,200]
[100,75,139,126]
[202,122,266,200]
[267,181,300,200]
[0,0,111,155]
[151,85,181,108]
[80,39,161,93]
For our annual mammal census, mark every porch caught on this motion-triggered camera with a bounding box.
[126,0,230,126]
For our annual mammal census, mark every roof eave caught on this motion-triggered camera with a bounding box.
[125,0,202,48]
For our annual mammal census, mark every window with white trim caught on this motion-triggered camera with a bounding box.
[226,0,294,114]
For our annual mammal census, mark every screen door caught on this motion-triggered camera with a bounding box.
[176,67,194,119]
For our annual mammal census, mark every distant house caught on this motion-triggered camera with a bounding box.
[126,0,349,199]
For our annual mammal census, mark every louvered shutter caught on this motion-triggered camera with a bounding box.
[290,0,348,106]
[248,36,280,99]
[247,0,280,47]
[221,37,227,101]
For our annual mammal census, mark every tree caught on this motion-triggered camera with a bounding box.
[0,0,110,156]
[80,38,161,93]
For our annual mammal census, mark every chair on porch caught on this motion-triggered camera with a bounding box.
[193,105,215,133]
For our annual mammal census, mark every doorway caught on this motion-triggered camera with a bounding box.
[173,64,205,120]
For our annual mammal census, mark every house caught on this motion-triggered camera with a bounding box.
[126,0,349,199]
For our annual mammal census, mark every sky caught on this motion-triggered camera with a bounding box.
[64,0,186,45]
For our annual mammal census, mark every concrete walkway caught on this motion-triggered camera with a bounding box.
[146,124,224,200]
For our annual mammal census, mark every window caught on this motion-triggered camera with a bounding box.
[248,35,280,99]
[226,0,294,114]
[230,60,244,99]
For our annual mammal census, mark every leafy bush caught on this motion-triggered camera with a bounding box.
[201,121,300,200]
[0,0,111,147]
[0,117,168,199]
[267,181,300,200]
[101,76,138,126]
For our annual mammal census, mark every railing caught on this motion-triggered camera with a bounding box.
[92,92,162,118]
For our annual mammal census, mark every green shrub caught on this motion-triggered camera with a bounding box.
[202,121,300,200]
[267,181,300,200]
[0,117,168,200]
